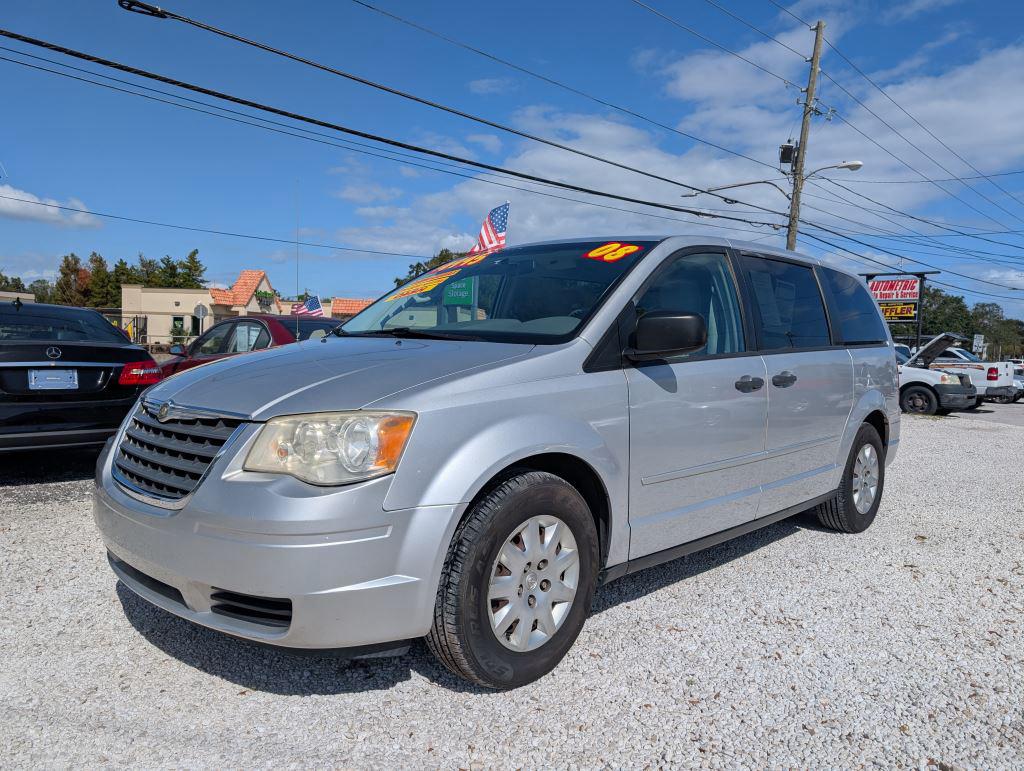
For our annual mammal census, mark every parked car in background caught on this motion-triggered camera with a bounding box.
[1009,366,1024,403]
[1,301,161,452]
[95,236,899,689]
[895,332,977,415]
[160,314,338,378]
[929,347,1016,405]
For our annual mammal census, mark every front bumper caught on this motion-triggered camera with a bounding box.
[92,434,462,650]
[934,383,978,411]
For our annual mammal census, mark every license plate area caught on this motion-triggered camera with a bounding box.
[28,369,79,390]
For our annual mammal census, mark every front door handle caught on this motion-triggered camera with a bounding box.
[734,375,765,393]
[772,370,798,388]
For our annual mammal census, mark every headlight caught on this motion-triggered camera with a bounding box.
[938,373,960,385]
[244,411,415,485]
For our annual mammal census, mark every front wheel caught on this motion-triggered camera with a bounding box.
[815,423,885,534]
[426,470,599,689]
[900,385,937,415]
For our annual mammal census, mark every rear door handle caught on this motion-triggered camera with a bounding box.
[772,370,798,388]
[734,375,765,393]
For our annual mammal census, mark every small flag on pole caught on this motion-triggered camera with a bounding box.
[466,202,509,256]
[290,296,324,316]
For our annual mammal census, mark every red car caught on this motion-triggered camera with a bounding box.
[161,314,338,378]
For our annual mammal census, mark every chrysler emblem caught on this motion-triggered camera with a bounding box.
[45,346,62,360]
[158,403,171,422]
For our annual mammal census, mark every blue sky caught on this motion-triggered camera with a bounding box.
[2,0,1024,312]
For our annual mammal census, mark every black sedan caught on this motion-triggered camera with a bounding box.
[0,300,161,452]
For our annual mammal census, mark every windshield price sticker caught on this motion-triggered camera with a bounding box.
[583,242,640,262]
[427,252,491,274]
[385,269,462,301]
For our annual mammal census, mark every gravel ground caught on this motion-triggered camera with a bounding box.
[2,412,1022,768]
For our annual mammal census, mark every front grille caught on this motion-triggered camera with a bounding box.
[210,589,293,629]
[113,402,242,501]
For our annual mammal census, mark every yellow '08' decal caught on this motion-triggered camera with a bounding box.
[584,242,640,262]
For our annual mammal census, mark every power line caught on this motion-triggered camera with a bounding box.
[0,193,432,259]
[0,28,791,229]
[765,0,1024,218]
[111,2,777,207]
[696,0,807,58]
[837,169,1024,185]
[5,27,1019,297]
[627,0,812,95]
[347,0,776,171]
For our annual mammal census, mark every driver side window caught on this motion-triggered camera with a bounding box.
[636,252,745,356]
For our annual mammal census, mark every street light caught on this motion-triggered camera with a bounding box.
[682,159,864,250]
[682,160,863,200]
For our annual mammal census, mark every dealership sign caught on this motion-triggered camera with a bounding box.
[868,277,920,302]
[869,277,920,323]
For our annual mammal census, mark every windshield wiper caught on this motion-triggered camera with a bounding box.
[359,327,483,341]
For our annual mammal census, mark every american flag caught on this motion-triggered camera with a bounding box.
[290,296,324,316]
[466,202,509,256]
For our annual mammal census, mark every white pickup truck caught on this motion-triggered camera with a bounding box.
[930,346,1016,403]
[895,333,978,415]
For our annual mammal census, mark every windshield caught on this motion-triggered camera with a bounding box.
[895,350,909,364]
[290,318,339,340]
[0,305,128,343]
[343,239,656,343]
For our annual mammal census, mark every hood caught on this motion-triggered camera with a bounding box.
[905,332,963,368]
[145,336,534,419]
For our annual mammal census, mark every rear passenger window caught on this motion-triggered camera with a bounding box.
[820,268,888,344]
[742,256,830,349]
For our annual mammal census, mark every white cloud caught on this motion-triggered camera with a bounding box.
[334,182,402,204]
[0,184,100,228]
[468,77,512,95]
[883,0,962,23]
[466,133,503,153]
[398,166,422,178]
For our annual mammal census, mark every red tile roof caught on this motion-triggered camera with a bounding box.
[331,297,375,317]
[210,270,275,308]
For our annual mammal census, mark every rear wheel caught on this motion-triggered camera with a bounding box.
[426,470,599,690]
[991,393,1013,404]
[815,423,884,534]
[900,385,937,415]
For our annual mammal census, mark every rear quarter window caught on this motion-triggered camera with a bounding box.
[820,268,888,345]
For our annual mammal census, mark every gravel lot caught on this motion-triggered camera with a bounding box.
[2,408,1023,768]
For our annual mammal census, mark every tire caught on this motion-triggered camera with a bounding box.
[991,393,1013,405]
[426,470,599,690]
[900,385,938,415]
[814,423,884,534]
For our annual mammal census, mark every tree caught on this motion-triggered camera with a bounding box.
[86,252,117,307]
[179,249,207,288]
[0,271,27,292]
[28,279,53,304]
[111,258,142,288]
[889,286,971,340]
[393,248,463,287]
[155,255,182,288]
[136,254,161,287]
[53,253,87,306]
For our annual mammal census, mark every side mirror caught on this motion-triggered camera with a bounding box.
[626,311,707,362]
[169,344,186,356]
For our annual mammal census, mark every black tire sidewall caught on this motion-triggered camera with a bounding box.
[839,424,885,533]
[900,385,937,415]
[457,475,599,689]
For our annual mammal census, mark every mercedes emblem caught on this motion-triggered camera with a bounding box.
[158,403,171,422]
[45,346,62,360]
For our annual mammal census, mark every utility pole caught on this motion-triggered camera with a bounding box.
[786,20,826,251]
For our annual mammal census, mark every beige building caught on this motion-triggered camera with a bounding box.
[121,269,286,345]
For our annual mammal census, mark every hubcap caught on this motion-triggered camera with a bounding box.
[852,443,879,515]
[487,515,579,652]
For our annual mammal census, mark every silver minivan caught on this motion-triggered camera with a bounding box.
[93,236,900,689]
